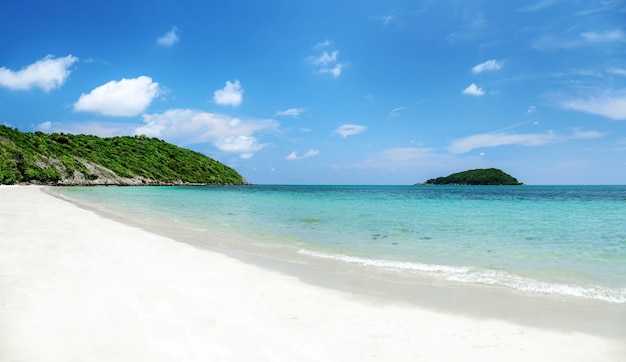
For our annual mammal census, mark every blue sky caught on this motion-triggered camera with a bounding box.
[1,0,625,185]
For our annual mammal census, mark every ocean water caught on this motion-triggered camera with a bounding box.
[53,185,626,304]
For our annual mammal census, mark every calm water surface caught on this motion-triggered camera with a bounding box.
[55,185,626,303]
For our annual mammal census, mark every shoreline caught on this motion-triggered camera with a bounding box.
[2,185,625,361]
[47,186,626,338]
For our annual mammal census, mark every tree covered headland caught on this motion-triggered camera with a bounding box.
[423,168,523,185]
[0,125,248,185]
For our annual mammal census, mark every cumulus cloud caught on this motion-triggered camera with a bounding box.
[561,91,626,120]
[318,64,343,78]
[275,108,305,117]
[286,149,320,160]
[214,136,263,159]
[74,76,159,117]
[462,83,485,96]
[137,109,278,158]
[448,129,604,153]
[213,80,243,107]
[309,51,338,66]
[0,55,78,92]
[308,42,345,78]
[472,59,503,73]
[335,124,366,138]
[157,26,180,47]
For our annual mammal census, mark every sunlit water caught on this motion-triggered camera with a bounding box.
[54,185,626,303]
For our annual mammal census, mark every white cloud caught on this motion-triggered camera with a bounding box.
[74,76,159,117]
[137,109,277,158]
[309,51,338,66]
[308,43,345,78]
[313,40,331,49]
[533,29,625,51]
[213,80,243,107]
[37,121,52,131]
[568,128,605,139]
[609,68,626,76]
[318,64,343,78]
[448,129,604,153]
[335,124,366,138]
[462,83,485,96]
[0,55,78,92]
[449,132,554,153]
[275,108,305,117]
[286,149,319,160]
[561,91,626,120]
[581,30,625,43]
[389,106,406,117]
[214,136,264,159]
[354,147,448,172]
[517,0,557,12]
[472,59,503,73]
[379,15,394,25]
[157,26,180,47]
[527,105,536,114]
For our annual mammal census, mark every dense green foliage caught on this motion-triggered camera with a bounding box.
[424,168,523,185]
[0,125,247,185]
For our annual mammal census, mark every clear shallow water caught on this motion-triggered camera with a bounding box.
[54,185,626,303]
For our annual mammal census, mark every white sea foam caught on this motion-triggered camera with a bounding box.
[446,270,626,304]
[298,249,470,274]
[297,249,626,304]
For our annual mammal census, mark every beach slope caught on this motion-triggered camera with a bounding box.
[0,186,622,361]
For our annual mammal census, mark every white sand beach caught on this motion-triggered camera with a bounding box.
[1,185,624,361]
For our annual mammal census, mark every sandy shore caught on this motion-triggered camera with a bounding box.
[1,186,624,361]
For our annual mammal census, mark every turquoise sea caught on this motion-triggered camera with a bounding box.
[54,185,626,304]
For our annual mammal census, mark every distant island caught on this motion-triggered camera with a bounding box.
[420,168,523,186]
[0,125,247,186]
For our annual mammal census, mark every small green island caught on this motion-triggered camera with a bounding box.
[420,168,523,186]
[0,125,247,186]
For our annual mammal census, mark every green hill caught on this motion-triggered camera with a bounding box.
[0,125,247,185]
[422,168,523,186]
